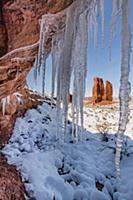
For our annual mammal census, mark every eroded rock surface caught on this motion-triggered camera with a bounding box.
[0,0,73,144]
[0,1,8,57]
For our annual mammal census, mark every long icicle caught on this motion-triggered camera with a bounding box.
[35,15,51,96]
[109,0,121,59]
[42,61,46,96]
[115,0,132,177]
[51,31,65,141]
[99,0,104,47]
[72,8,88,142]
[58,2,78,144]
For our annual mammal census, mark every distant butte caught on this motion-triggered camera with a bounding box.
[92,77,113,104]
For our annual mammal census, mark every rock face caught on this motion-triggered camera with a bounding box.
[92,77,113,104]
[0,89,45,146]
[92,77,104,103]
[0,155,26,200]
[0,0,73,145]
[2,0,73,53]
[0,1,8,57]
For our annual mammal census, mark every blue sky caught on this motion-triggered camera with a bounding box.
[27,0,133,97]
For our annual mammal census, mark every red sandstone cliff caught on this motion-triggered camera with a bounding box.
[0,0,73,144]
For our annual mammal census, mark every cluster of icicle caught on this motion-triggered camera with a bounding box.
[35,0,104,144]
[34,0,132,176]
[1,92,23,115]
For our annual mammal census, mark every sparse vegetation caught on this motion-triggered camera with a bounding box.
[96,121,111,142]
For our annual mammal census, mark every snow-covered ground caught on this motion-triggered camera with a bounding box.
[81,103,133,139]
[2,101,133,200]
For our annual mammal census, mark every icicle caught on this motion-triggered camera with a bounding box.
[33,58,38,83]
[115,0,131,177]
[56,66,62,142]
[51,31,65,140]
[58,2,77,144]
[51,36,58,101]
[14,92,23,104]
[1,93,23,116]
[34,18,47,96]
[1,95,11,115]
[109,0,122,59]
[36,20,46,73]
[99,0,104,47]
[87,0,98,48]
[72,6,88,142]
[42,61,46,96]
[7,95,11,105]
[72,97,76,142]
[59,0,90,143]
[1,97,7,115]
[34,10,67,99]
[93,4,98,48]
[51,31,64,101]
[35,0,105,144]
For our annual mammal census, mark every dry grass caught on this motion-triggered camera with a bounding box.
[96,122,111,134]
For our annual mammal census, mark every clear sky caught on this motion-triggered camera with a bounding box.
[27,0,133,97]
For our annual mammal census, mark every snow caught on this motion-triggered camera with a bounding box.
[17,151,74,200]
[90,190,110,200]
[2,101,133,200]
[70,103,133,139]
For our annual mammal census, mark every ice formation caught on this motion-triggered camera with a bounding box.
[115,0,131,177]
[1,96,10,115]
[1,92,23,115]
[34,0,132,175]
[99,0,104,47]
[109,0,124,59]
[35,0,104,143]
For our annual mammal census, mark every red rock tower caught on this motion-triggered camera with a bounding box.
[105,81,113,101]
[92,77,113,104]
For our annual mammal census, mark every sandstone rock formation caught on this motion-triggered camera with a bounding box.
[92,77,113,104]
[92,77,104,103]
[0,1,8,57]
[105,81,113,101]
[0,0,73,145]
